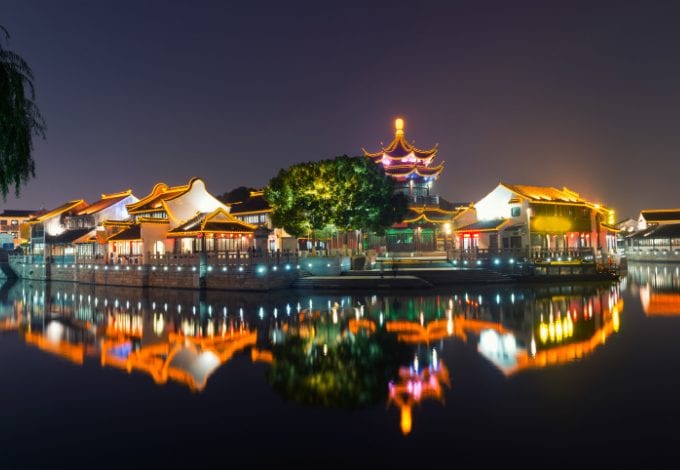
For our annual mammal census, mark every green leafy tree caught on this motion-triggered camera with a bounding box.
[0,26,45,199]
[265,156,408,237]
[268,330,409,410]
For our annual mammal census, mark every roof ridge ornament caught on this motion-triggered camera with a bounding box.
[395,117,404,136]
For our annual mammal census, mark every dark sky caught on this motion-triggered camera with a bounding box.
[3,1,680,218]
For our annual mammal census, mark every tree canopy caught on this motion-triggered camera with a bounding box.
[268,330,408,410]
[0,26,45,199]
[264,155,409,237]
[217,185,257,204]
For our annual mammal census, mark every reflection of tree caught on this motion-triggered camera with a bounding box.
[268,330,409,409]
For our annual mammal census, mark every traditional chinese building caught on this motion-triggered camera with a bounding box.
[453,183,618,261]
[0,209,40,248]
[228,190,297,252]
[23,191,139,263]
[26,199,89,261]
[622,208,680,261]
[167,208,257,254]
[116,177,231,262]
[363,118,462,253]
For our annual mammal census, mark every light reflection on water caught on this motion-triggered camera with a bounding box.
[0,277,625,435]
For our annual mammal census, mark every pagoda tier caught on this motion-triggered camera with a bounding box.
[363,118,444,184]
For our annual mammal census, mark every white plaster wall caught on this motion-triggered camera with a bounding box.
[474,185,515,221]
[93,195,138,225]
[141,223,170,261]
[163,179,229,227]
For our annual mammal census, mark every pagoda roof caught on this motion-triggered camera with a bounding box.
[640,209,680,223]
[403,206,457,224]
[0,209,38,217]
[28,200,89,223]
[457,219,510,232]
[126,181,191,214]
[363,118,439,162]
[108,224,142,241]
[45,228,93,244]
[167,208,256,237]
[384,164,444,178]
[501,183,584,203]
[229,191,272,215]
[78,190,135,215]
[631,223,680,239]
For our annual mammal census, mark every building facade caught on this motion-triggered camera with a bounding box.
[455,183,618,261]
[0,209,39,248]
[622,209,680,261]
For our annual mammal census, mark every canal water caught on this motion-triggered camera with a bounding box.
[1,263,679,465]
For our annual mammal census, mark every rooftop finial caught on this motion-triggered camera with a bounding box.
[395,117,404,136]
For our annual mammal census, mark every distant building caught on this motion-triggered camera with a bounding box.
[623,208,680,261]
[616,218,637,234]
[0,209,40,247]
[637,209,680,230]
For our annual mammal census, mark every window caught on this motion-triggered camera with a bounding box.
[11,219,18,226]
[511,207,521,217]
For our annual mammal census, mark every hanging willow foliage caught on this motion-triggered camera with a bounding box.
[0,25,46,199]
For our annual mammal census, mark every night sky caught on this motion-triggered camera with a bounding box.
[3,1,680,219]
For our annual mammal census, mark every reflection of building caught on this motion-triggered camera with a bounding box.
[101,329,257,391]
[3,281,628,436]
[388,354,450,435]
[640,286,680,316]
[630,263,680,316]
[477,286,623,375]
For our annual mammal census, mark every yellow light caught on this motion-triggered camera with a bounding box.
[539,323,548,343]
[400,406,412,435]
[555,320,563,342]
[612,308,620,332]
[532,216,572,233]
[395,118,404,135]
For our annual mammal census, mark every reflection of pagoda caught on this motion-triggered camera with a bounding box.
[388,354,450,436]
[364,118,460,252]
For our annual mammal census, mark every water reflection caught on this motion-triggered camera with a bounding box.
[628,263,680,316]
[0,279,623,435]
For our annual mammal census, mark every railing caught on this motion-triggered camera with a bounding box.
[448,247,598,263]
[410,195,439,206]
[18,250,301,269]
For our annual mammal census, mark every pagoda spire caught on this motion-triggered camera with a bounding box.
[395,117,404,136]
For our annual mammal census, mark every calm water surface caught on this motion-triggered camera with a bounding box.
[1,263,680,465]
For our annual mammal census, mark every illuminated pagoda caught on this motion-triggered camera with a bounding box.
[363,118,443,203]
[363,118,461,252]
